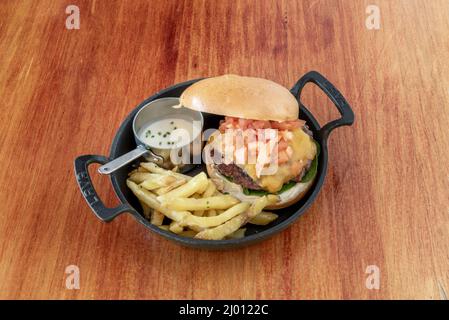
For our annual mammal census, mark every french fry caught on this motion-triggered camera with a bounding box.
[247,196,268,218]
[226,228,246,239]
[139,201,152,219]
[195,196,278,240]
[202,181,217,198]
[153,178,187,195]
[185,225,204,233]
[206,209,217,217]
[162,195,239,211]
[192,181,215,216]
[129,172,154,184]
[179,203,250,229]
[129,167,148,176]
[195,215,246,240]
[126,180,189,222]
[139,174,177,190]
[169,221,183,234]
[179,230,197,238]
[193,210,205,216]
[157,172,208,202]
[158,225,170,231]
[140,162,191,180]
[150,210,164,226]
[249,211,278,225]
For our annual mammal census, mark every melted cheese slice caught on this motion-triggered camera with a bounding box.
[242,129,317,193]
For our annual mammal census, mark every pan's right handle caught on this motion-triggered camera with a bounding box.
[290,71,354,142]
[74,155,138,222]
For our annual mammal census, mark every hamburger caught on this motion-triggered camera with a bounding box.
[180,74,318,209]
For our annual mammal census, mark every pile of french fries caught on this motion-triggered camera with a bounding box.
[126,162,279,240]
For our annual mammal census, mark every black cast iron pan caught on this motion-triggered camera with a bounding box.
[74,71,354,249]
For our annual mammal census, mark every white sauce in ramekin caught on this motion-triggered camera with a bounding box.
[138,115,201,149]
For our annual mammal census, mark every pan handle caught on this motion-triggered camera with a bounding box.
[290,71,354,141]
[74,155,138,222]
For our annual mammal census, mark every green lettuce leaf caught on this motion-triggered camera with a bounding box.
[243,188,269,196]
[300,140,320,183]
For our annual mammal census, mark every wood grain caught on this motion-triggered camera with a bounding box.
[0,0,448,299]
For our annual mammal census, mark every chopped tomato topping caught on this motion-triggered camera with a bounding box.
[278,140,289,151]
[219,116,304,133]
[278,150,289,164]
[216,116,306,166]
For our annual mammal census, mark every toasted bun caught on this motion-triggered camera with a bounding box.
[180,74,299,121]
[206,163,314,210]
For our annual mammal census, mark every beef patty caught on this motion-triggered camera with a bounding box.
[216,159,313,191]
[215,163,262,190]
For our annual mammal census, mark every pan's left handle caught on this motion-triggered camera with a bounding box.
[74,155,138,222]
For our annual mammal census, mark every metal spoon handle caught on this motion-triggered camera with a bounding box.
[98,145,149,175]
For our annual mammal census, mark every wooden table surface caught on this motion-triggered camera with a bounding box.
[1,0,448,300]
